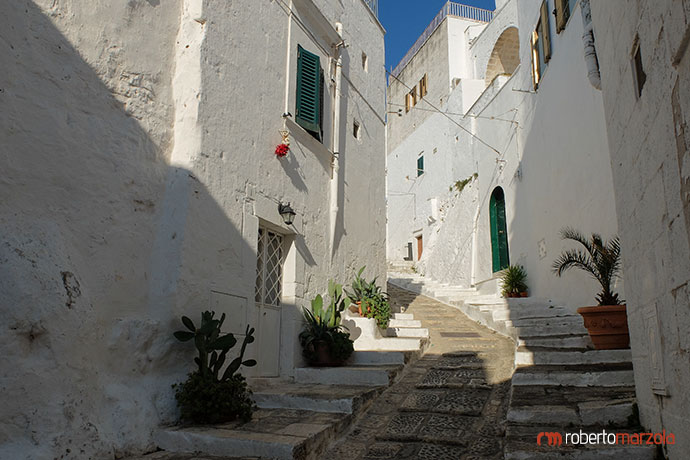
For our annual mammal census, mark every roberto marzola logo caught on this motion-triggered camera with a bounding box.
[537,432,563,446]
[537,430,676,447]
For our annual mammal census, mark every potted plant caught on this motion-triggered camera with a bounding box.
[299,280,354,366]
[345,266,392,329]
[500,265,529,297]
[173,311,257,423]
[552,228,628,350]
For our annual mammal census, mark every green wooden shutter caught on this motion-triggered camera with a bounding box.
[417,156,424,176]
[296,45,321,138]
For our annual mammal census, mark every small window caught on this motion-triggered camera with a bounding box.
[362,52,368,72]
[405,93,411,113]
[555,0,578,33]
[531,1,551,90]
[296,45,324,141]
[419,74,428,98]
[353,120,361,139]
[632,40,646,98]
[417,156,424,177]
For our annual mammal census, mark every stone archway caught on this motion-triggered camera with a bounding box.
[485,27,520,86]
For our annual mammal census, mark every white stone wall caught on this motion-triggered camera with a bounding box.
[0,0,386,458]
[592,0,690,455]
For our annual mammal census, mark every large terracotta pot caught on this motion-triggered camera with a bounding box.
[576,304,630,350]
[309,341,345,367]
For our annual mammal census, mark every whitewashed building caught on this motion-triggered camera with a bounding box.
[0,0,385,458]
[591,0,690,455]
[387,0,621,308]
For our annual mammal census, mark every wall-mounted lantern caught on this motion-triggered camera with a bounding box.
[278,202,296,226]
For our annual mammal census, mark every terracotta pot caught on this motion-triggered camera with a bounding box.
[348,301,360,314]
[310,341,345,367]
[576,304,630,350]
[359,300,372,316]
[520,291,528,297]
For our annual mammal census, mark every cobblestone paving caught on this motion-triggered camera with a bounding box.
[325,284,515,460]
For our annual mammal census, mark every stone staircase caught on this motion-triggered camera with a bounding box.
[154,307,429,460]
[388,271,656,459]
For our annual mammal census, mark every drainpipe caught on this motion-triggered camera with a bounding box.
[580,0,601,90]
[330,23,344,261]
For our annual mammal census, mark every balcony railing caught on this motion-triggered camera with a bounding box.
[391,2,494,78]
[363,0,378,18]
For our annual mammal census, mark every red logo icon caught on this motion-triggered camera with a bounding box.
[537,432,563,447]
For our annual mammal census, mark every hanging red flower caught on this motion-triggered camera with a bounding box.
[275,143,289,157]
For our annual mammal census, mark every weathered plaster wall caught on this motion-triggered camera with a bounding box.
[1,1,181,458]
[591,0,690,455]
[387,19,451,152]
[0,0,386,458]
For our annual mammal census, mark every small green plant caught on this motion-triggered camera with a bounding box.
[500,265,528,297]
[452,173,478,193]
[552,228,622,306]
[173,311,257,423]
[299,281,354,364]
[345,267,391,329]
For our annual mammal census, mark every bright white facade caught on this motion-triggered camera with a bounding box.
[0,0,386,458]
[386,0,622,308]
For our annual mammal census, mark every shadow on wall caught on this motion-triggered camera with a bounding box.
[0,3,260,458]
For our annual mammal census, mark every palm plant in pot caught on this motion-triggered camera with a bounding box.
[299,280,354,366]
[552,227,628,350]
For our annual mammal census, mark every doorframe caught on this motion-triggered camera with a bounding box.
[242,189,305,378]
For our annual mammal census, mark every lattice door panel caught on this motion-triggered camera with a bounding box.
[255,228,284,307]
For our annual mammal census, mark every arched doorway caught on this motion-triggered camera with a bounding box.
[490,187,510,272]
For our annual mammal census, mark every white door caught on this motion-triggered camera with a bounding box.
[254,228,284,377]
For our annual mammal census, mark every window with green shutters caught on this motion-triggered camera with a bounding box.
[296,45,323,141]
[417,156,424,177]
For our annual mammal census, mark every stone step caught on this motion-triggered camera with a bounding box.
[353,336,424,352]
[509,385,637,408]
[388,318,422,328]
[492,306,575,321]
[249,380,382,415]
[155,408,349,460]
[385,327,429,338]
[393,313,414,320]
[515,323,589,337]
[294,365,403,387]
[516,348,632,366]
[518,334,593,349]
[511,315,583,328]
[512,363,635,387]
[507,399,636,427]
[348,350,409,366]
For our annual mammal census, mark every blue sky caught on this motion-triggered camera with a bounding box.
[379,0,496,71]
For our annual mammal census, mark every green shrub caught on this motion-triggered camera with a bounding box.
[174,372,255,424]
[173,311,257,423]
[346,266,391,329]
[500,265,528,297]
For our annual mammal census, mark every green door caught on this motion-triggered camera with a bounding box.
[490,187,510,272]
